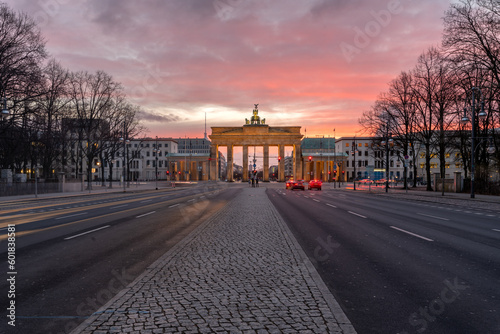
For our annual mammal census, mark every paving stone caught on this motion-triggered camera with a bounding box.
[71,187,356,334]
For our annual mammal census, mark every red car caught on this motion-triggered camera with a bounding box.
[308,179,322,190]
[286,180,305,190]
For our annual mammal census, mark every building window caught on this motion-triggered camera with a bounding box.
[365,151,368,156]
[346,143,350,147]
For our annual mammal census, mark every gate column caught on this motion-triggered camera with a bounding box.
[227,145,234,182]
[293,143,303,180]
[243,146,249,182]
[210,144,218,180]
[263,145,269,182]
[278,145,285,182]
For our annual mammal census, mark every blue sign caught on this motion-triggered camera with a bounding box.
[253,164,256,168]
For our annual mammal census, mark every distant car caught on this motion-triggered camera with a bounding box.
[286,179,294,190]
[359,179,373,184]
[289,180,305,190]
[308,179,322,190]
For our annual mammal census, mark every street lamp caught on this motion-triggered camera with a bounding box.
[155,137,160,190]
[119,133,129,193]
[380,135,394,193]
[460,87,488,198]
[351,139,360,190]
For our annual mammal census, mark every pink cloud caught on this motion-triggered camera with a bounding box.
[4,0,451,139]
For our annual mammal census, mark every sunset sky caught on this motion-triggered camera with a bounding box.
[6,0,452,139]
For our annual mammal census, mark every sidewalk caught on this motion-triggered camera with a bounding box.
[0,181,188,202]
[71,187,356,334]
[338,182,500,211]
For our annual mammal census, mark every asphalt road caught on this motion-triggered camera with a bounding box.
[268,186,500,334]
[0,183,239,334]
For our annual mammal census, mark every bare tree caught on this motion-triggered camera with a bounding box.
[443,0,500,89]
[68,70,123,189]
[34,59,71,179]
[411,47,453,191]
[0,3,47,171]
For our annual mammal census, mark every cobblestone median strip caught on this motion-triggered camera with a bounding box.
[72,187,356,334]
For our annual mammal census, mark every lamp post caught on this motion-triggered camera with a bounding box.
[381,135,393,193]
[120,125,129,193]
[380,115,394,193]
[109,159,115,188]
[155,136,160,190]
[460,87,489,198]
[351,139,357,190]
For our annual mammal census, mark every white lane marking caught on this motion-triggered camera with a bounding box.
[493,229,500,233]
[417,213,450,221]
[110,204,128,209]
[64,225,111,240]
[348,211,367,219]
[56,212,88,220]
[390,226,434,242]
[304,196,309,198]
[136,211,156,218]
[326,203,337,208]
[140,199,152,203]
[187,199,196,202]
[169,204,180,208]
[313,199,320,202]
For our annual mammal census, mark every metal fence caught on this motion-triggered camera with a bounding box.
[0,182,61,197]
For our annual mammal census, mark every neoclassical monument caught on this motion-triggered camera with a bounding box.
[209,105,303,182]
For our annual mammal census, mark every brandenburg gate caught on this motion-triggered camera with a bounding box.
[209,105,303,182]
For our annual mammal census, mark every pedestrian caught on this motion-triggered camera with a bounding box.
[251,178,255,188]
[256,178,259,187]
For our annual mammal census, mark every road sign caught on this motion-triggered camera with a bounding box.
[253,164,256,168]
[333,165,337,170]
[404,155,409,160]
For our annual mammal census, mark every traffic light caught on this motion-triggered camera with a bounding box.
[166,171,170,175]
[342,171,345,175]
[278,156,281,162]
[308,156,312,162]
[328,171,331,175]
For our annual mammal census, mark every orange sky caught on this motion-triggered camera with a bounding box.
[8,0,453,139]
